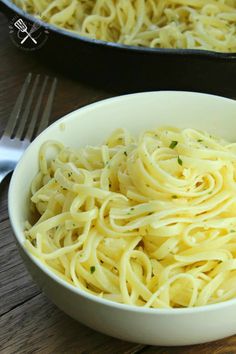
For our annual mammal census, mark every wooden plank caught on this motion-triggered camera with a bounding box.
[1,9,236,354]
[141,336,236,354]
[0,293,145,354]
[0,219,40,315]
[0,13,112,133]
[0,218,144,353]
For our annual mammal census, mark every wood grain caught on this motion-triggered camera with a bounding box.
[0,13,113,136]
[0,293,145,354]
[141,336,236,354]
[0,219,39,316]
[0,9,236,354]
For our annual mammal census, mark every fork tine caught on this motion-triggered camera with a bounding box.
[34,78,57,137]
[24,76,49,141]
[15,74,40,140]
[4,73,32,138]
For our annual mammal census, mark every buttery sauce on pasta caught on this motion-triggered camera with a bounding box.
[25,126,236,308]
[13,0,236,52]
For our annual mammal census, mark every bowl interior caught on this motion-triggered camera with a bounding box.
[9,91,236,244]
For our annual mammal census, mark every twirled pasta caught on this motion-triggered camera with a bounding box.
[25,126,236,308]
[13,0,236,52]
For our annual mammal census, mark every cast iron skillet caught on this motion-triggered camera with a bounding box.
[1,0,236,96]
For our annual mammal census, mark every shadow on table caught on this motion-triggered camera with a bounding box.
[0,174,10,222]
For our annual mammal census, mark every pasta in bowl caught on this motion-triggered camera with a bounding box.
[26,126,236,309]
[9,91,236,345]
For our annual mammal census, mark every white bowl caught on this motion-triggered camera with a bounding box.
[9,91,236,346]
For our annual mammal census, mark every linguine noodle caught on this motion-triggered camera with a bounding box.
[13,0,236,52]
[25,126,236,308]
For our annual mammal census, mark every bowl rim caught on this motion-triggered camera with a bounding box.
[8,90,236,315]
[2,0,236,58]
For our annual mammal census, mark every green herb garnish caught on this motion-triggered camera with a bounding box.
[177,156,183,166]
[169,140,178,149]
[172,195,178,199]
[197,139,203,142]
[124,151,127,156]
[90,266,96,274]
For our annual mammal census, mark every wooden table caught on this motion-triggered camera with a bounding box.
[0,12,236,354]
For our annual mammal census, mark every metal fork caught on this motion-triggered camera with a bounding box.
[0,73,57,184]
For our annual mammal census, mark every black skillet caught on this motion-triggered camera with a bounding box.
[1,0,236,96]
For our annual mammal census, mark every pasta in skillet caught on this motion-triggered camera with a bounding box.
[25,126,236,308]
[13,0,236,52]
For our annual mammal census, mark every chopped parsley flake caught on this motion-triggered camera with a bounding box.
[197,139,203,143]
[177,156,183,166]
[169,140,178,149]
[90,266,96,274]
[172,195,178,199]
[124,151,127,156]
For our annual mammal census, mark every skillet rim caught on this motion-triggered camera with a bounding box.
[1,0,236,59]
